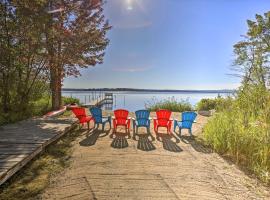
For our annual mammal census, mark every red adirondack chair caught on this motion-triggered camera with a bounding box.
[113,109,131,133]
[72,107,94,130]
[154,109,173,134]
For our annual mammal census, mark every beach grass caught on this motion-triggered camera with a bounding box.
[202,85,270,185]
[145,97,193,112]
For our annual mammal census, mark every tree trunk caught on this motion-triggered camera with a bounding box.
[50,67,62,110]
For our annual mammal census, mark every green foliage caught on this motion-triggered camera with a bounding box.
[196,96,233,111]
[196,98,217,111]
[62,96,80,105]
[0,95,51,126]
[203,85,270,184]
[233,11,270,87]
[203,11,270,184]
[145,97,193,112]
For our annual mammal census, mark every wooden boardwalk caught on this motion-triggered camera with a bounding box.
[0,117,76,185]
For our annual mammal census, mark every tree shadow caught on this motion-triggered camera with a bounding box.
[79,129,109,147]
[110,132,129,149]
[180,135,212,154]
[136,134,156,152]
[157,133,182,153]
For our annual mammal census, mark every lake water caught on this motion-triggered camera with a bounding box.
[62,91,232,112]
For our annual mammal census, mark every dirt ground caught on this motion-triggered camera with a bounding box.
[41,112,270,200]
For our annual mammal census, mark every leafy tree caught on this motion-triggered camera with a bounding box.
[0,0,111,123]
[0,0,49,120]
[233,12,270,87]
[44,0,111,110]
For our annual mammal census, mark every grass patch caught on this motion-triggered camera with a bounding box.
[145,97,193,112]
[202,85,270,185]
[0,127,82,200]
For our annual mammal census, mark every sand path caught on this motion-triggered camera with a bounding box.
[42,113,270,200]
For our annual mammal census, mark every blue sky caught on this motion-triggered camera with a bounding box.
[64,0,270,90]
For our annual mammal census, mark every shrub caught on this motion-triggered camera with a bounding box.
[145,97,193,112]
[62,96,80,105]
[196,96,233,111]
[203,85,270,184]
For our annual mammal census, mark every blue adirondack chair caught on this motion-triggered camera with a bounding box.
[174,112,197,136]
[89,107,111,131]
[133,110,151,136]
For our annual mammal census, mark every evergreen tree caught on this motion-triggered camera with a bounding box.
[44,0,111,110]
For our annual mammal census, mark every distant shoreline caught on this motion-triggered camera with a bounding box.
[62,88,234,93]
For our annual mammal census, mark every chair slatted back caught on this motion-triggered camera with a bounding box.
[90,107,102,123]
[114,109,129,125]
[181,112,197,128]
[156,109,172,126]
[135,110,150,126]
[72,107,86,119]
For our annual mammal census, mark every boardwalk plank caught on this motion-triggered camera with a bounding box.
[0,117,77,185]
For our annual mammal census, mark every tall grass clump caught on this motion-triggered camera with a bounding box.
[145,97,193,112]
[203,85,270,184]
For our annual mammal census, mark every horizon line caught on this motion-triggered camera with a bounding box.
[62,87,236,92]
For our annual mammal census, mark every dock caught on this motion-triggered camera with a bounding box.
[83,93,113,108]
[0,117,76,185]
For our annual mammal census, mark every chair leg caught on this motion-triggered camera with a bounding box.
[189,129,192,136]
[133,125,136,139]
[102,123,105,132]
[179,128,182,136]
[167,126,170,134]
[87,122,90,130]
[174,120,177,132]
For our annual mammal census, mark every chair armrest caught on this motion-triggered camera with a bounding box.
[149,117,152,120]
[193,120,197,123]
[128,117,132,120]
[131,117,136,121]
[111,116,115,119]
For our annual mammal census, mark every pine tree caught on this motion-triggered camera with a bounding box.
[45,0,111,110]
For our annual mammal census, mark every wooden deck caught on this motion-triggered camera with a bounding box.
[0,117,76,185]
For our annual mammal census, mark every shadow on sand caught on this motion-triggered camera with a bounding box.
[110,131,131,149]
[79,128,110,147]
[157,133,182,153]
[135,134,156,151]
[179,135,212,154]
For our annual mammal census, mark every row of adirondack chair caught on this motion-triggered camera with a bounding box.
[71,107,197,136]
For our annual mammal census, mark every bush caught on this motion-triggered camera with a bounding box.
[196,96,233,111]
[62,96,80,105]
[203,85,270,184]
[0,95,52,126]
[145,97,193,112]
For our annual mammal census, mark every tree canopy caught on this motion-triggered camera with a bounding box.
[0,0,111,123]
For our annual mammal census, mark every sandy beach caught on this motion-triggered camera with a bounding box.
[41,111,270,200]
